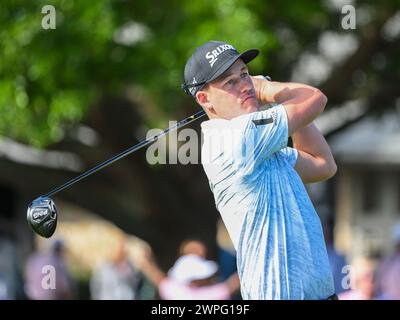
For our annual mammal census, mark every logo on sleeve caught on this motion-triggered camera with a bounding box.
[252,117,273,126]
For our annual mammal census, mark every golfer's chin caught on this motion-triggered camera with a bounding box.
[242,97,259,114]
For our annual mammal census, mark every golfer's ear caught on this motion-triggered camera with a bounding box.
[196,91,212,112]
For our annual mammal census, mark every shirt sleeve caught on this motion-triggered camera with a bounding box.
[239,104,289,167]
[278,147,298,167]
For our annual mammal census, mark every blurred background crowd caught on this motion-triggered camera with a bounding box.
[0,0,399,299]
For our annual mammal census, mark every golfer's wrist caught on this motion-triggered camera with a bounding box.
[259,76,273,104]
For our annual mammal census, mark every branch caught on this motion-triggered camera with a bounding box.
[321,10,395,105]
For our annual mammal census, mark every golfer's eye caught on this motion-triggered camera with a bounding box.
[223,78,236,88]
[240,72,249,78]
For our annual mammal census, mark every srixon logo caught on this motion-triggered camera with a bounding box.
[205,44,235,67]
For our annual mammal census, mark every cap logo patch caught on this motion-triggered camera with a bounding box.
[205,44,236,67]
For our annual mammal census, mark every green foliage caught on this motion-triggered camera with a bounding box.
[0,0,274,146]
[0,0,398,146]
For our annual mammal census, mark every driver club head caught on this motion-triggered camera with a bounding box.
[27,197,58,238]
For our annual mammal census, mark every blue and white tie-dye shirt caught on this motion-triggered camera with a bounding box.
[201,104,334,300]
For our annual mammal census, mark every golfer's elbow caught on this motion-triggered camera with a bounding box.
[322,158,337,180]
[328,160,337,179]
[320,91,328,109]
[302,90,327,124]
[313,90,327,116]
[286,89,328,135]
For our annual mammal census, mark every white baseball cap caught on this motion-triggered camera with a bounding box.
[168,254,218,284]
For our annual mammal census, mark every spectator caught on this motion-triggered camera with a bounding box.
[178,239,208,258]
[324,222,348,294]
[25,238,75,300]
[140,250,240,300]
[375,223,400,299]
[0,227,26,300]
[338,257,379,300]
[90,237,143,300]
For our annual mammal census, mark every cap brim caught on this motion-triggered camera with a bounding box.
[239,49,260,64]
[207,48,259,83]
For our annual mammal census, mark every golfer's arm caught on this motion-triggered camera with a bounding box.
[292,124,337,183]
[252,77,336,182]
[253,78,327,135]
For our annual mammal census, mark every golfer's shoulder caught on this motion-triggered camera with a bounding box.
[233,105,286,129]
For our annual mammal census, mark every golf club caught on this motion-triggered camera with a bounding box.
[27,109,206,238]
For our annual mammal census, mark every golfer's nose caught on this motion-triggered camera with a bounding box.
[240,76,253,93]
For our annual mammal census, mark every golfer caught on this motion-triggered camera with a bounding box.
[181,41,337,300]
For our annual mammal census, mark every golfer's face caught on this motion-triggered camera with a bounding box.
[207,59,259,119]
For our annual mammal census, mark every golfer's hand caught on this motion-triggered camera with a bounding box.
[251,75,271,104]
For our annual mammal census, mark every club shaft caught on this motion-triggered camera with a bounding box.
[43,110,206,198]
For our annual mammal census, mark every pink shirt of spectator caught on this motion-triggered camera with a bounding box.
[159,278,230,300]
